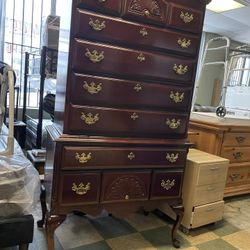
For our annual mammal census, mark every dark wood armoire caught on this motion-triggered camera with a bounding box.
[42,1,210,249]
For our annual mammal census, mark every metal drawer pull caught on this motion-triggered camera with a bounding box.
[137,53,146,62]
[170,91,184,103]
[235,136,246,144]
[173,64,188,75]
[229,173,240,181]
[180,11,194,23]
[85,48,104,63]
[166,153,179,163]
[128,152,135,160]
[97,0,106,2]
[140,27,148,37]
[233,152,243,160]
[131,112,139,120]
[125,194,130,200]
[89,18,106,31]
[161,179,175,190]
[143,9,150,17]
[207,186,215,191]
[134,83,143,92]
[166,118,181,129]
[177,38,191,49]
[72,182,91,195]
[210,167,219,171]
[75,152,92,164]
[81,112,99,125]
[83,81,102,94]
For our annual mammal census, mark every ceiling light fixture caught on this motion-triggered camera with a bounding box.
[206,0,246,13]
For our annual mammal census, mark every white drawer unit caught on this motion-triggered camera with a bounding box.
[181,149,229,233]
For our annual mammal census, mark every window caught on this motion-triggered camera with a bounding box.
[2,0,53,108]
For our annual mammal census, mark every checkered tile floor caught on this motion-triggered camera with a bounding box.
[24,194,250,250]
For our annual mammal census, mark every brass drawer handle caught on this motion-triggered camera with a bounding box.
[180,11,194,23]
[229,173,240,181]
[128,152,135,160]
[173,64,188,75]
[72,182,91,195]
[75,152,92,164]
[131,112,139,120]
[134,83,143,92]
[89,18,106,31]
[137,53,146,62]
[83,81,102,94]
[140,27,148,37]
[177,38,191,49]
[233,152,243,160]
[143,9,150,17]
[81,112,99,125]
[161,179,175,190]
[170,91,184,103]
[125,194,130,200]
[166,118,181,129]
[207,186,215,191]
[235,136,246,144]
[85,48,104,63]
[210,167,219,171]
[166,153,179,163]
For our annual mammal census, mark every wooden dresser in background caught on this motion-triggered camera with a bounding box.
[189,112,250,197]
[42,1,210,249]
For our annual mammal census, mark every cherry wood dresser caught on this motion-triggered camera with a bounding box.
[42,1,210,249]
[189,112,250,197]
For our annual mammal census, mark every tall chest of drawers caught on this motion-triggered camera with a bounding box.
[43,1,210,249]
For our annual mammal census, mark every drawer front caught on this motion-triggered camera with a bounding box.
[62,146,187,169]
[69,74,193,111]
[60,172,101,205]
[221,147,250,163]
[76,0,122,15]
[150,170,183,199]
[72,39,195,83]
[192,201,224,228]
[65,104,189,138]
[122,0,167,25]
[73,10,199,56]
[226,166,249,186]
[193,182,225,206]
[168,4,203,33]
[196,162,228,186]
[223,133,250,147]
[101,171,151,202]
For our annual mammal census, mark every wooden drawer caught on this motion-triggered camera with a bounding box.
[191,201,224,228]
[223,133,250,147]
[76,0,122,15]
[62,146,187,169]
[101,171,151,202]
[59,172,101,205]
[69,73,193,111]
[193,182,225,206]
[73,10,199,56]
[150,170,183,199]
[122,0,167,26]
[65,104,189,138]
[196,162,228,186]
[226,165,249,186]
[71,39,195,83]
[168,4,203,33]
[221,147,250,163]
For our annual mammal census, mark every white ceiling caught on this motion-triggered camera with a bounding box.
[203,2,250,44]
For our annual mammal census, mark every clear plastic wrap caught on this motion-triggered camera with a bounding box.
[0,126,40,217]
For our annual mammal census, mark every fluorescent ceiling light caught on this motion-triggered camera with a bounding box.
[207,0,245,13]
